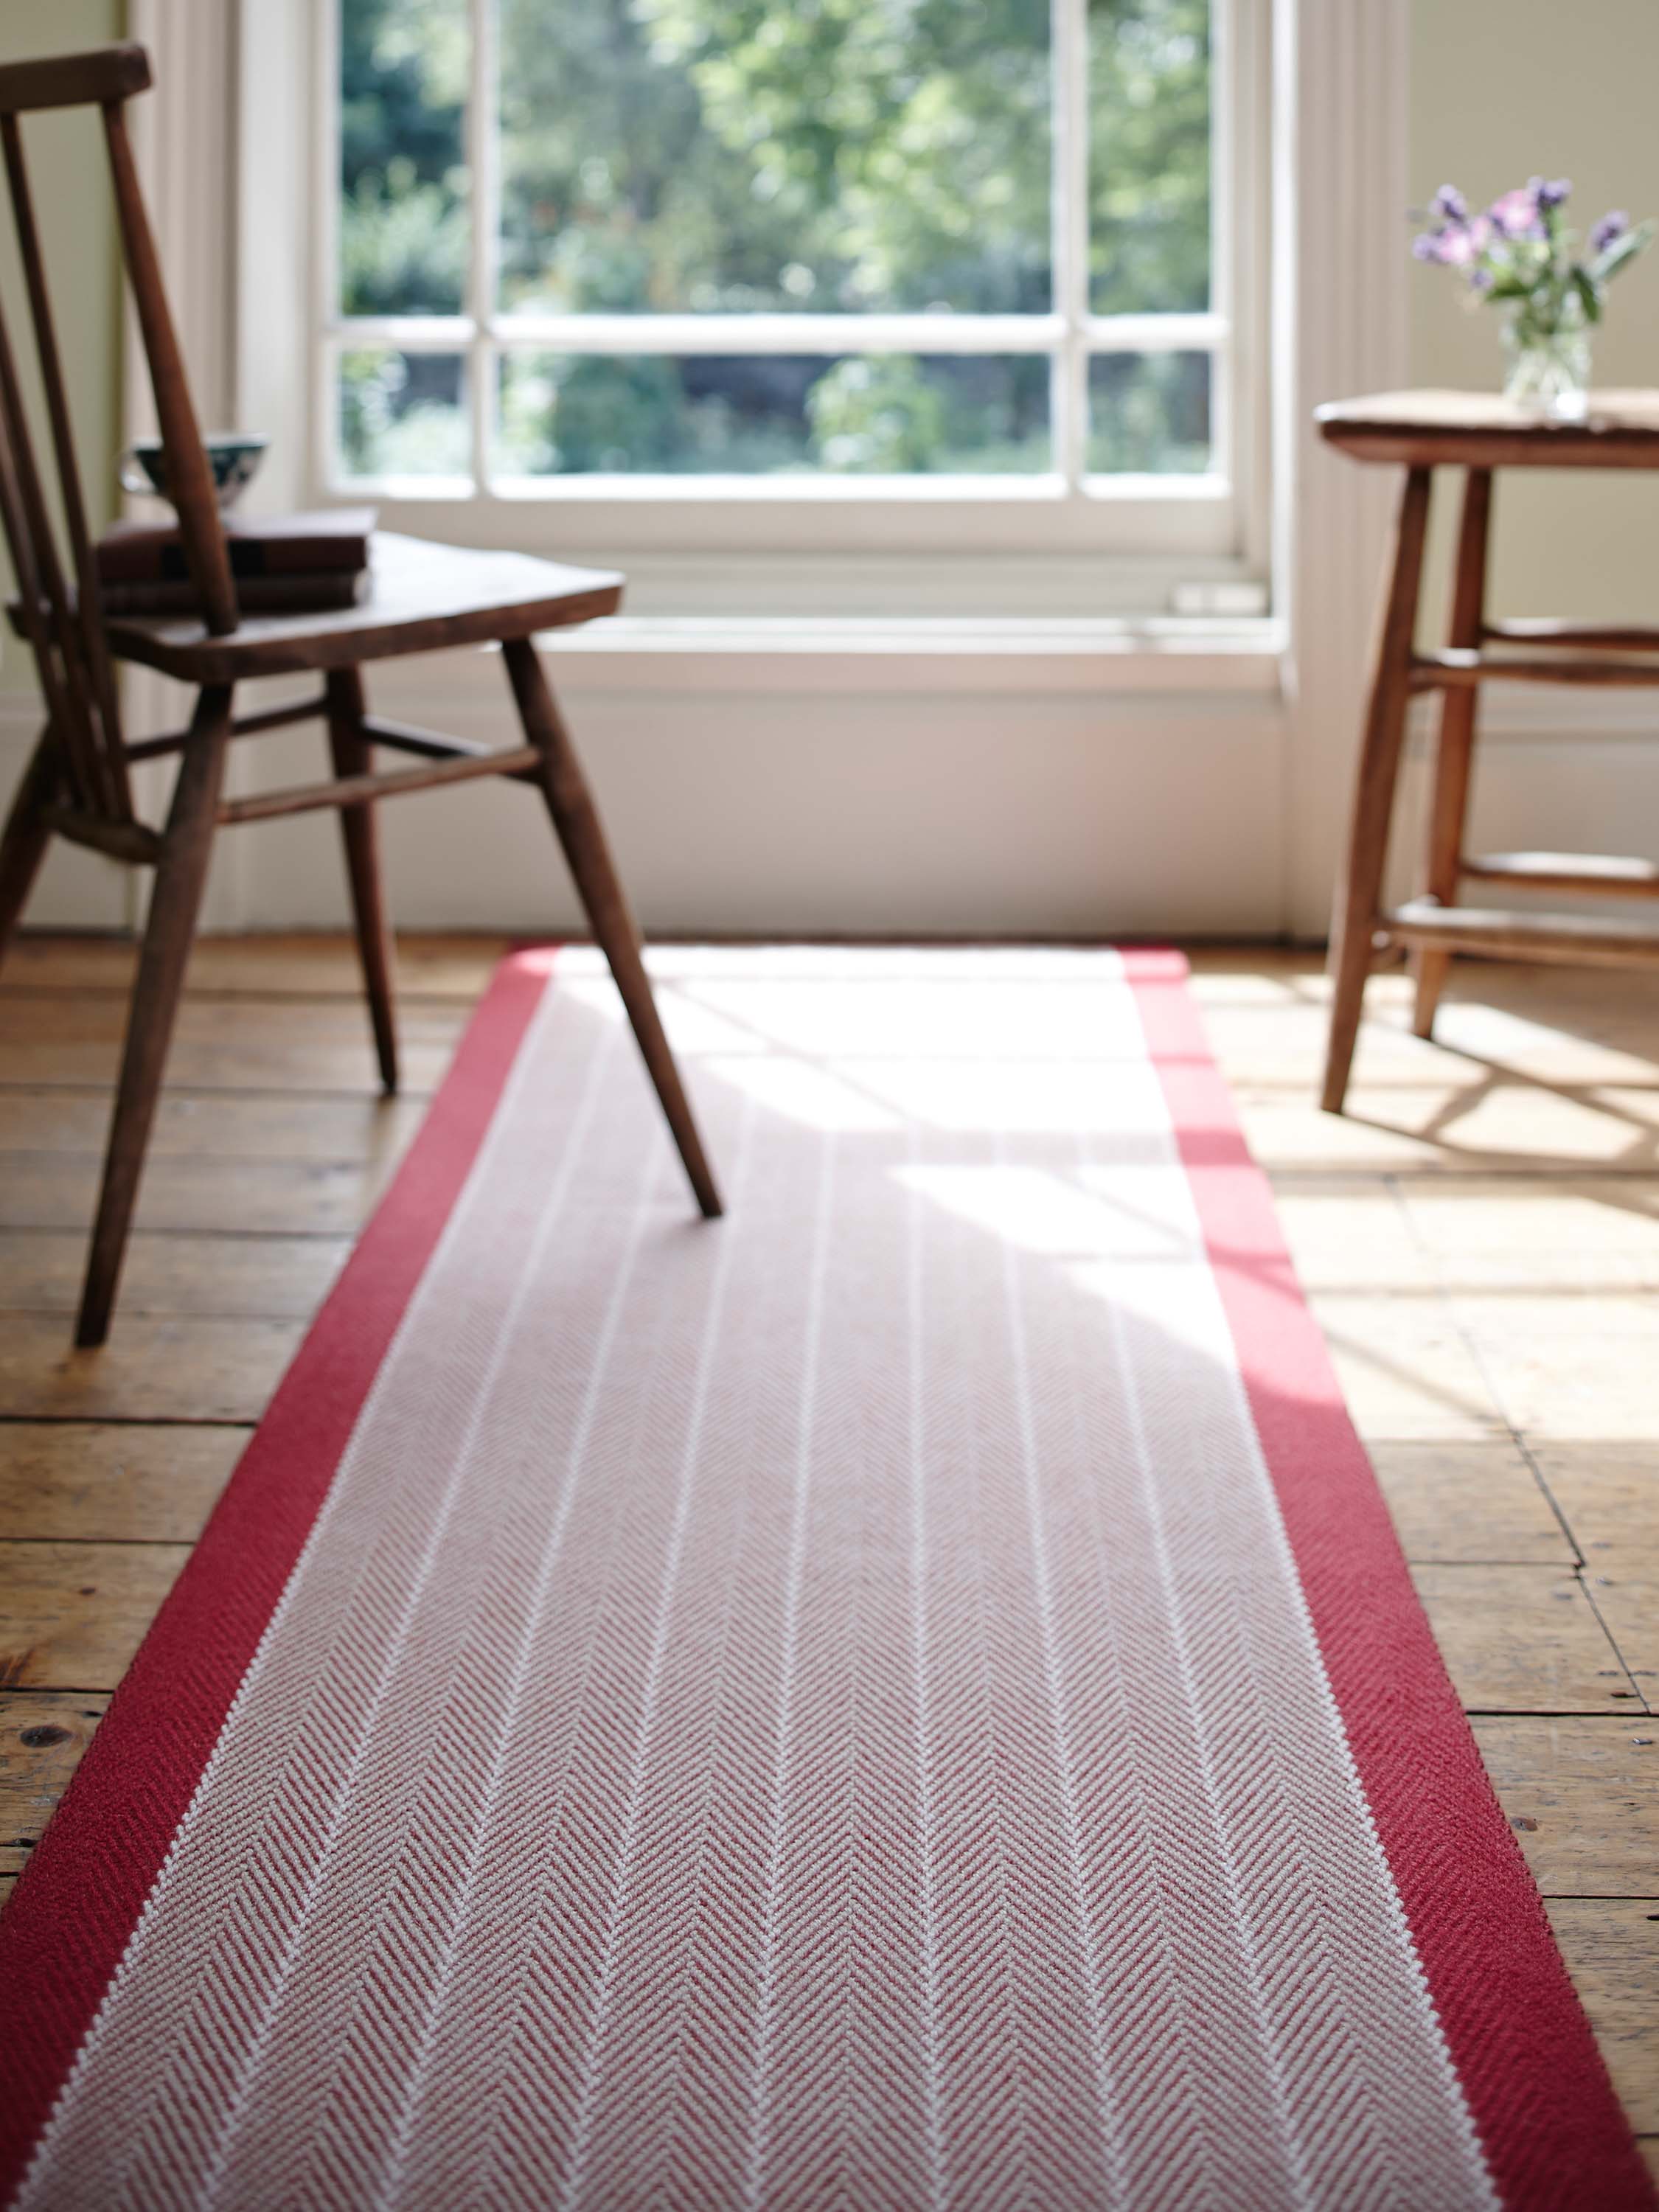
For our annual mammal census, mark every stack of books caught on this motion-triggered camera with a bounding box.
[94,507,376,618]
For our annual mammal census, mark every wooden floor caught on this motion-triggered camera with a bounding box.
[1,932,1655,2175]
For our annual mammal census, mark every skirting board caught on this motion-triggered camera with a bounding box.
[1,676,1655,939]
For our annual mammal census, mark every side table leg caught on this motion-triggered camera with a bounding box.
[1321,464,1432,1114]
[1411,466,1492,1037]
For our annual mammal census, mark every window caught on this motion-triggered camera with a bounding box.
[321,0,1265,568]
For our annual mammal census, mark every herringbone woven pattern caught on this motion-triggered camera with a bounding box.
[9,953,1525,2208]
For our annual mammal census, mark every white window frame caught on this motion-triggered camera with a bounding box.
[304,0,1272,580]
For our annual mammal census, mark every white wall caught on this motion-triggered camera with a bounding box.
[206,661,1284,940]
[6,0,1656,942]
[1396,0,1659,910]
[0,1,131,929]
[1411,0,1659,627]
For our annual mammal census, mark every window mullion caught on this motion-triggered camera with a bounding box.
[316,0,344,502]
[1209,0,1232,488]
[1085,313,1227,353]
[479,313,1065,355]
[467,0,500,487]
[1051,0,1090,495]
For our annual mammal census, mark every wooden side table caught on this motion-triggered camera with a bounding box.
[1315,389,1659,1113]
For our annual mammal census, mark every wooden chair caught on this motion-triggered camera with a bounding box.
[0,43,720,1346]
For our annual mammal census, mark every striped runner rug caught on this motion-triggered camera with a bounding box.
[0,947,1647,2212]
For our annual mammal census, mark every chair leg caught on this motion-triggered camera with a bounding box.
[76,686,232,1347]
[501,636,722,1219]
[0,722,60,978]
[327,666,398,1094]
[1321,465,1433,1115]
[1412,467,1492,1040]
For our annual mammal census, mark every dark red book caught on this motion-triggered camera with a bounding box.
[94,508,376,585]
[100,570,368,617]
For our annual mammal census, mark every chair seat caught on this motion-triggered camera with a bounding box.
[101,531,624,684]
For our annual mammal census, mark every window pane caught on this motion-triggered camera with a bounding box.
[496,355,1050,476]
[1087,352,1210,473]
[1088,0,1211,313]
[496,0,1051,316]
[338,349,470,477]
[340,0,470,315]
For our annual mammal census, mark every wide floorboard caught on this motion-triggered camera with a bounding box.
[1,933,1655,2175]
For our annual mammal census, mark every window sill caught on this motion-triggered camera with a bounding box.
[534,614,1287,695]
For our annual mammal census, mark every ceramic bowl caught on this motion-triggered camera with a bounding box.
[119,433,269,509]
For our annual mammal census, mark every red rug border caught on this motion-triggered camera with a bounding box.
[0,946,1648,2209]
[0,950,553,2207]
[1123,954,1652,2212]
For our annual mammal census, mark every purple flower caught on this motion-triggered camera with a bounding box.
[1411,230,1443,261]
[1591,209,1630,252]
[1470,267,1495,291]
[1431,184,1467,221]
[1529,175,1572,209]
[1489,186,1543,240]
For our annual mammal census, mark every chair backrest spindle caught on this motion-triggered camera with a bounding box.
[0,283,119,815]
[0,400,102,813]
[0,39,238,828]
[1,112,131,815]
[100,101,237,639]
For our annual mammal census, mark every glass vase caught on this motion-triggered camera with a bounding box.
[1501,297,1592,419]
